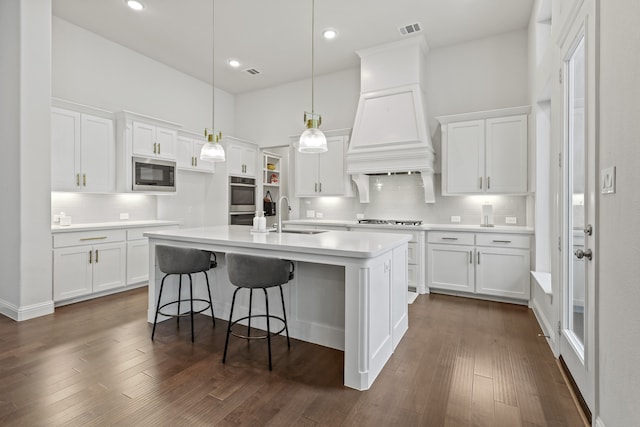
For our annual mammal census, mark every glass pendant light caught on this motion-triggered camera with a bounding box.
[200,0,225,162]
[298,0,327,153]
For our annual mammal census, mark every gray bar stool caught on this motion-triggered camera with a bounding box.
[223,253,294,370]
[152,245,217,342]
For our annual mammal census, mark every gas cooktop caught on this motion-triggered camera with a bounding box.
[358,219,424,226]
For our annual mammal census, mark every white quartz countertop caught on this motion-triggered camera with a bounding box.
[51,220,180,233]
[144,225,411,259]
[283,219,534,234]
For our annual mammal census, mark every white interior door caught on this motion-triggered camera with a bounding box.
[559,5,596,416]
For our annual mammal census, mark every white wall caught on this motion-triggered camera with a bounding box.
[0,0,53,320]
[598,0,640,425]
[51,17,236,226]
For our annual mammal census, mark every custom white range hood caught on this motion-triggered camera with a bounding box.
[347,36,435,203]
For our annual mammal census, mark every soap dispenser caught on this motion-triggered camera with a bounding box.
[253,210,261,231]
[258,211,267,231]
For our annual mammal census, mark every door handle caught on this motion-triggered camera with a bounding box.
[584,224,593,236]
[575,248,593,261]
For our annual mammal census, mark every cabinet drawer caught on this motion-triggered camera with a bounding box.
[127,225,177,241]
[476,233,530,249]
[53,229,126,248]
[427,231,474,245]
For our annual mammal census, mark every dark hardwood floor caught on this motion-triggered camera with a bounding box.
[0,288,585,426]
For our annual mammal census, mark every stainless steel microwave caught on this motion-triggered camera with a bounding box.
[132,157,176,192]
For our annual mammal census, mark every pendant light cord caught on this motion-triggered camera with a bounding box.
[311,0,315,116]
[212,0,216,131]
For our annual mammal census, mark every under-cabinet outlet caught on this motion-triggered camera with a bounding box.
[306,210,315,218]
[450,215,461,223]
[316,212,323,218]
[505,216,517,224]
[356,213,365,220]
[120,213,129,220]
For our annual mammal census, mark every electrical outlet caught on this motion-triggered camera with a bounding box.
[316,212,323,218]
[306,210,315,218]
[120,213,129,220]
[356,213,365,220]
[450,215,461,223]
[506,216,517,224]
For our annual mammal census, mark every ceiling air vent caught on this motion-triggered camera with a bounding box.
[243,68,261,75]
[398,23,422,36]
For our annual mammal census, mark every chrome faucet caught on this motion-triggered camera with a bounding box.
[276,196,291,233]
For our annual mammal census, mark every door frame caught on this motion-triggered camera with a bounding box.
[557,0,599,419]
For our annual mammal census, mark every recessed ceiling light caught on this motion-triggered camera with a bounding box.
[323,28,338,40]
[126,0,144,11]
[228,59,241,68]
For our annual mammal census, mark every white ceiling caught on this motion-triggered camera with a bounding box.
[52,0,534,94]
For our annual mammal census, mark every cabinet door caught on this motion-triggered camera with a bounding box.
[317,137,345,195]
[242,145,257,177]
[127,239,149,285]
[80,114,115,192]
[445,120,485,194]
[92,242,127,293]
[132,121,156,157]
[476,247,530,299]
[155,127,176,159]
[427,244,475,292]
[485,115,528,193]
[193,140,215,172]
[176,137,194,169]
[227,143,245,176]
[51,108,81,191]
[294,151,318,196]
[53,246,93,301]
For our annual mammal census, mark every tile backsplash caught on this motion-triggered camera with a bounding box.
[298,174,528,226]
[51,192,157,224]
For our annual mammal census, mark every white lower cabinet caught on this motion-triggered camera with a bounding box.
[427,231,531,301]
[53,230,126,301]
[53,224,178,303]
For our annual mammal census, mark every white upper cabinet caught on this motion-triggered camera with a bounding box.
[51,106,115,192]
[294,131,352,197]
[132,121,176,159]
[177,133,215,173]
[438,106,530,195]
[226,137,258,177]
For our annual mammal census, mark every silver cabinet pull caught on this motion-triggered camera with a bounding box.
[95,249,99,263]
[575,248,593,261]
[80,236,107,241]
[492,240,512,244]
[442,237,458,241]
[89,250,92,264]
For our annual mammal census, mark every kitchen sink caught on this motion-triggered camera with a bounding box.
[280,229,327,235]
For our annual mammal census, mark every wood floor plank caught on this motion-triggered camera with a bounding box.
[0,288,586,426]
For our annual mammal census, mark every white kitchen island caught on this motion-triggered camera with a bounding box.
[144,225,410,391]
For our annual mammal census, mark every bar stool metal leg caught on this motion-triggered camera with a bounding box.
[247,289,253,338]
[177,274,182,326]
[279,285,290,348]
[223,287,241,364]
[188,273,195,342]
[152,274,168,340]
[204,271,215,327]
[264,288,272,371]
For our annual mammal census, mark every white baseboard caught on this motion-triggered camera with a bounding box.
[0,298,54,321]
[594,417,606,427]
[531,297,558,357]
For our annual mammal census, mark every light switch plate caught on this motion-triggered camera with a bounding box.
[506,216,517,224]
[356,213,365,220]
[450,215,461,223]
[120,213,129,220]
[316,212,323,218]
[306,210,315,218]
[601,166,616,194]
